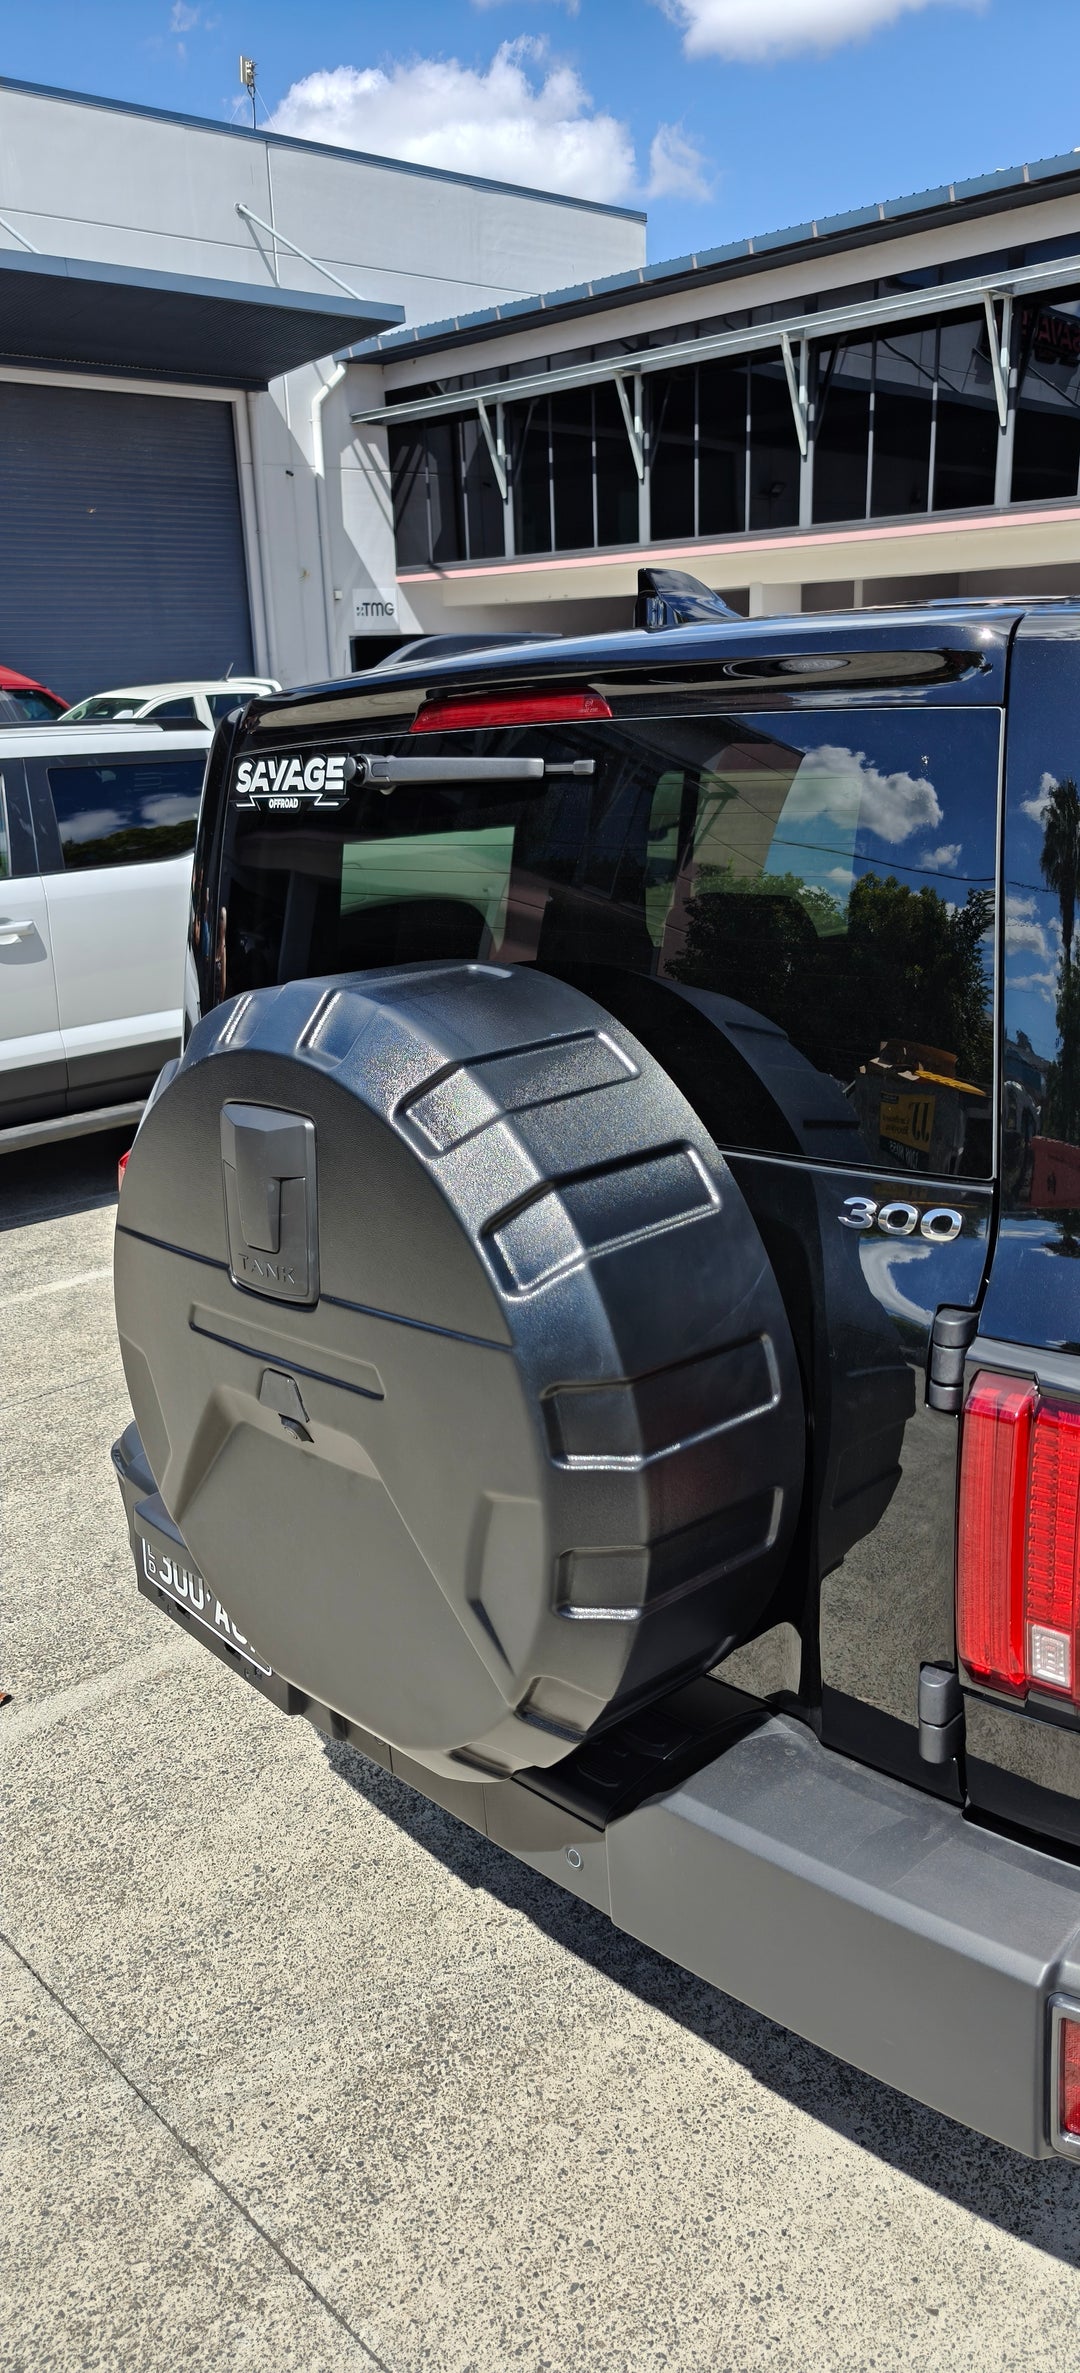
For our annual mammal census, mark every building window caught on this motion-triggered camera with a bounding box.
[933,312,999,510]
[1011,294,1080,503]
[595,381,639,545]
[650,368,696,540]
[388,416,501,565]
[748,356,800,529]
[388,272,1080,575]
[813,340,872,524]
[870,326,934,516]
[698,359,747,534]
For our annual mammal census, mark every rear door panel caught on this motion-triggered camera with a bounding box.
[31,743,206,1104]
[0,755,65,1124]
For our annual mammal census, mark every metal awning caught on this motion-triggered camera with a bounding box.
[0,247,404,388]
[352,248,1080,456]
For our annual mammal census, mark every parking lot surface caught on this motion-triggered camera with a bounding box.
[5,1138,1080,2372]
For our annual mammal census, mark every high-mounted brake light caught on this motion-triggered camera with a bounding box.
[957,1371,1080,1705]
[410,689,612,734]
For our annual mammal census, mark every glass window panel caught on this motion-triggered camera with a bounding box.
[748,358,800,529]
[425,420,466,563]
[933,314,998,510]
[594,381,639,546]
[870,325,935,516]
[1011,295,1080,503]
[220,708,997,1178]
[812,341,872,524]
[698,359,746,535]
[389,423,429,569]
[649,369,695,540]
[150,696,200,726]
[551,388,595,551]
[509,400,552,554]
[459,416,504,559]
[7,689,62,721]
[49,757,205,870]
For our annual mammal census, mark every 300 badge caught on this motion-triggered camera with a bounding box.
[839,1195,963,1241]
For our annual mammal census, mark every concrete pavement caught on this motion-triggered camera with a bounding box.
[4,1132,1080,2373]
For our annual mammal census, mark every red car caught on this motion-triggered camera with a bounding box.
[0,663,68,721]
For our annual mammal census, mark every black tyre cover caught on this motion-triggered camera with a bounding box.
[115,964,804,1779]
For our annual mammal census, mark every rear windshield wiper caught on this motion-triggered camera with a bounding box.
[355,754,594,789]
[231,751,595,812]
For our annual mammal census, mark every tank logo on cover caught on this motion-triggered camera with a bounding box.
[233,752,356,811]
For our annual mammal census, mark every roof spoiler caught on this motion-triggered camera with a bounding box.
[634,567,741,632]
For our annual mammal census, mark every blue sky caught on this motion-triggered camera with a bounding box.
[5,0,1080,263]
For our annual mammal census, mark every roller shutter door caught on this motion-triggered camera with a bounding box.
[0,379,253,702]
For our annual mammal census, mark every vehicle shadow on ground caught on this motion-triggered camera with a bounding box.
[0,1132,129,1233]
[326,1736,1080,2268]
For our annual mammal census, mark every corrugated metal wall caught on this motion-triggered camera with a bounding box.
[0,380,253,701]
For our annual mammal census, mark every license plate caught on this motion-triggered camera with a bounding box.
[139,1534,272,1676]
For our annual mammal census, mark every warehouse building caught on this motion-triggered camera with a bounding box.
[351,150,1080,638]
[0,75,643,697]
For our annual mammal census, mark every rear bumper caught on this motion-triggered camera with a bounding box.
[114,1421,1080,2160]
[607,1721,1080,2158]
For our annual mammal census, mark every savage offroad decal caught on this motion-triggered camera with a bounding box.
[233,752,355,810]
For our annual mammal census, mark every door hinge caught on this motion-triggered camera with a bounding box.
[927,1306,979,1414]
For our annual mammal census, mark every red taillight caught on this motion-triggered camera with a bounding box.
[956,1374,1034,1692]
[410,689,613,734]
[957,1371,1080,1704]
[1061,2017,1080,2138]
[1026,1398,1080,1694]
[118,1148,130,1190]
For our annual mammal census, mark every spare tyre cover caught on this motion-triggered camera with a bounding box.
[115,964,804,1779]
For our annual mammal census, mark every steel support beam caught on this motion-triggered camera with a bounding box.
[983,289,1012,432]
[475,394,508,503]
[236,204,363,304]
[613,372,645,481]
[780,330,808,459]
[353,251,1080,431]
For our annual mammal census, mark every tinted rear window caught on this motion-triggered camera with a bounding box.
[219,708,999,1177]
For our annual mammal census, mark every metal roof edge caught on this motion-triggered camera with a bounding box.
[0,244,404,328]
[0,74,647,222]
[346,148,1080,366]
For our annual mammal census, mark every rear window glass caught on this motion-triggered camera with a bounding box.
[49,756,206,870]
[219,709,999,1177]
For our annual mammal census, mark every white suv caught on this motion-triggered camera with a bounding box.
[0,720,211,1149]
[60,678,280,731]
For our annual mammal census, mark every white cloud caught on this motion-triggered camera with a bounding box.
[921,843,960,870]
[64,808,123,839]
[170,2,199,28]
[661,0,982,62]
[1021,770,1058,826]
[1005,893,1052,961]
[1010,968,1058,995]
[142,793,201,826]
[783,743,942,843]
[647,123,711,200]
[269,40,639,203]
